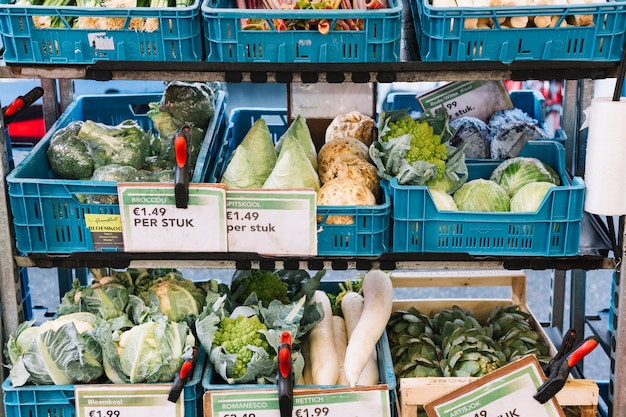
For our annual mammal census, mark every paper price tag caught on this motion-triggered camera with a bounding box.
[225,189,317,256]
[76,385,183,417]
[205,386,390,417]
[417,81,513,122]
[118,183,227,252]
[424,356,565,417]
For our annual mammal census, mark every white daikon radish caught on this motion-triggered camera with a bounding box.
[342,270,393,387]
[332,316,350,385]
[300,335,312,385]
[341,291,379,386]
[308,290,340,385]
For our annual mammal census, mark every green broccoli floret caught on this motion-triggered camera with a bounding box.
[78,119,150,170]
[212,315,270,378]
[47,121,95,180]
[231,270,290,306]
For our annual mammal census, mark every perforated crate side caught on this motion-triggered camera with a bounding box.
[410,0,626,62]
[201,0,402,63]
[0,0,204,64]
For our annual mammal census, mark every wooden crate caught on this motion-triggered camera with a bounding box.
[388,270,599,417]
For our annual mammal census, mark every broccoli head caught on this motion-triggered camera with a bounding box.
[138,169,174,182]
[77,119,150,170]
[85,164,141,204]
[230,270,290,306]
[158,81,218,131]
[47,121,95,180]
[91,164,140,182]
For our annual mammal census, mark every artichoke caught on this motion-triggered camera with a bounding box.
[484,304,550,364]
[387,308,442,378]
[439,317,505,377]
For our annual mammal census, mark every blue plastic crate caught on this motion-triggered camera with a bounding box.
[2,350,206,417]
[210,107,390,256]
[410,0,626,63]
[201,281,397,416]
[6,91,227,253]
[201,0,402,62]
[389,141,586,256]
[0,0,204,64]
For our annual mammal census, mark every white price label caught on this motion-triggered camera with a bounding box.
[76,385,183,417]
[225,189,317,256]
[424,356,565,417]
[417,81,513,122]
[118,183,227,252]
[206,386,390,417]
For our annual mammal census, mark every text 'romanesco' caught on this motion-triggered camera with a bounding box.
[383,116,447,178]
[212,315,270,378]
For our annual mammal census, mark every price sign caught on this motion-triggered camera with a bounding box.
[118,183,227,252]
[225,189,317,256]
[424,356,565,417]
[417,81,513,122]
[205,386,390,417]
[75,385,183,417]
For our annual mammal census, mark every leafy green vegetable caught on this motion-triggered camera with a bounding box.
[99,318,196,384]
[275,115,318,171]
[371,107,467,188]
[453,179,510,212]
[510,181,556,212]
[158,81,218,130]
[221,118,278,188]
[489,157,560,197]
[262,133,321,190]
[46,121,95,179]
[78,119,151,170]
[57,277,131,321]
[230,270,290,306]
[4,313,104,387]
[196,273,323,384]
[429,188,459,211]
[139,272,206,322]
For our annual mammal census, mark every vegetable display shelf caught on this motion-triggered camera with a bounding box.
[388,140,586,256]
[6,90,227,253]
[209,107,391,257]
[410,0,626,63]
[0,0,204,64]
[201,0,402,63]
[2,350,207,417]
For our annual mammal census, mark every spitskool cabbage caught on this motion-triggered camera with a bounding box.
[221,119,277,188]
[4,312,104,387]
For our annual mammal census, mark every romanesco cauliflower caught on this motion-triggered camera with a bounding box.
[231,270,290,306]
[383,116,447,178]
[212,315,270,378]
